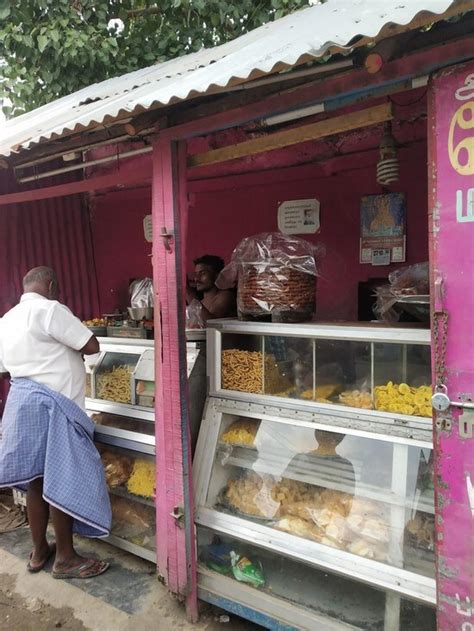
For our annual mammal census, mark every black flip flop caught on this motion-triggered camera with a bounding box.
[52,558,110,580]
[27,542,56,573]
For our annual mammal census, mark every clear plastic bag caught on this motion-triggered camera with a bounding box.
[217,233,325,321]
[374,262,429,322]
[130,278,154,308]
[186,299,205,329]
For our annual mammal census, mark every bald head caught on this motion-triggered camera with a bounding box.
[23,267,59,300]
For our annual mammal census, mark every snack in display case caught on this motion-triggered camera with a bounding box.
[221,418,261,446]
[221,350,290,394]
[338,389,373,409]
[101,449,133,488]
[91,412,155,436]
[126,459,156,498]
[374,382,432,417]
[110,495,156,550]
[96,365,134,403]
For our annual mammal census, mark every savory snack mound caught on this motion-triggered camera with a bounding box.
[375,382,432,417]
[126,459,156,498]
[221,419,261,446]
[101,450,133,488]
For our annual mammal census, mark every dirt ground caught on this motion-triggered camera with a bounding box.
[0,573,86,631]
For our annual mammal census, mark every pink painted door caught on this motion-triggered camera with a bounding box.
[428,63,474,629]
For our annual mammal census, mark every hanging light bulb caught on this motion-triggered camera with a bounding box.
[376,122,399,185]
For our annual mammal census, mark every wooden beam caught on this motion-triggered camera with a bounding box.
[188,102,392,168]
[0,165,151,207]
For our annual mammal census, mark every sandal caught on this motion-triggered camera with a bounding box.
[27,543,56,573]
[52,558,110,580]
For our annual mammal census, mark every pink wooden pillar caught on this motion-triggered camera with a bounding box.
[151,134,198,621]
[428,63,474,629]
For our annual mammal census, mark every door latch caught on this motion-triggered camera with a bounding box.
[160,227,173,251]
[170,505,185,528]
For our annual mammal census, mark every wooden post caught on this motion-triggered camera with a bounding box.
[152,134,198,621]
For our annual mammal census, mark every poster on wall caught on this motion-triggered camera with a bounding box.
[359,193,406,264]
[278,198,320,234]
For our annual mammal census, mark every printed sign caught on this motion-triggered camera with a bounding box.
[278,198,320,234]
[360,193,406,263]
[371,248,391,266]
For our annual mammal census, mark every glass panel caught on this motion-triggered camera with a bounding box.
[207,415,434,578]
[96,442,156,551]
[197,526,436,630]
[264,336,313,399]
[84,352,100,399]
[94,352,139,404]
[221,333,264,393]
[374,344,432,417]
[91,412,155,435]
[316,339,372,407]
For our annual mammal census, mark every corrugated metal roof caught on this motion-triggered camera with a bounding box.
[0,0,467,158]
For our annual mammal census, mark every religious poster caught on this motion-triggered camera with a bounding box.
[359,193,406,264]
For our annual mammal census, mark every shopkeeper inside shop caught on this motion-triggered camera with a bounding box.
[186,255,236,322]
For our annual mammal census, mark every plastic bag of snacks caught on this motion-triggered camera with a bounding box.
[130,278,154,308]
[217,233,324,322]
[186,299,205,329]
[374,262,429,322]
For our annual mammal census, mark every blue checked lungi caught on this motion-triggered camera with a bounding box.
[0,378,111,538]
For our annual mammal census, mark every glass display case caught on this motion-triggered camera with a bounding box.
[194,321,435,630]
[96,441,156,562]
[208,321,432,420]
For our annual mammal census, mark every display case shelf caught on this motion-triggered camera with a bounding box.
[216,443,434,515]
[108,485,155,508]
[86,398,155,422]
[196,507,435,604]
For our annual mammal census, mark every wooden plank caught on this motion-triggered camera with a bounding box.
[188,103,392,168]
[0,164,151,207]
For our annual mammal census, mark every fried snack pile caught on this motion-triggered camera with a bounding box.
[101,450,133,488]
[96,365,134,403]
[222,472,391,562]
[375,382,432,417]
[339,389,373,409]
[127,459,156,498]
[221,350,289,394]
[221,419,261,446]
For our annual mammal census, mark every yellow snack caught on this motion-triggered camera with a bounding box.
[126,460,156,498]
[96,365,133,403]
[221,419,260,446]
[374,383,432,417]
[339,389,373,410]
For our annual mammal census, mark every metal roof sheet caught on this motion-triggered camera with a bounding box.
[0,0,465,158]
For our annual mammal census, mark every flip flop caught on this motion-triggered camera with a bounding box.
[27,542,56,573]
[52,558,110,580]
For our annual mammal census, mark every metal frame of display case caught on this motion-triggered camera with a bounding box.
[207,321,431,429]
[86,337,156,562]
[194,322,435,630]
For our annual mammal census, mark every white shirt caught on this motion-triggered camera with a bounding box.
[0,293,93,409]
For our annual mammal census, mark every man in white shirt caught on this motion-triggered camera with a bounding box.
[0,267,109,579]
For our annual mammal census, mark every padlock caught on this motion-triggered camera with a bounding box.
[431,384,451,412]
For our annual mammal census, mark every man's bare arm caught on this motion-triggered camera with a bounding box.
[80,335,99,355]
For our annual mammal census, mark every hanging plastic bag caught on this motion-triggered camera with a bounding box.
[130,278,154,308]
[217,232,325,322]
[186,299,205,329]
[374,262,429,322]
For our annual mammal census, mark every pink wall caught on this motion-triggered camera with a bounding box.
[89,94,428,321]
[186,142,428,321]
[90,141,428,320]
[89,186,152,314]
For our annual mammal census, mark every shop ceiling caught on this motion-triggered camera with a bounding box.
[1,0,473,169]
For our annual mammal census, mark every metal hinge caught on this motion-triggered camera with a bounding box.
[160,227,174,251]
[170,505,185,528]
